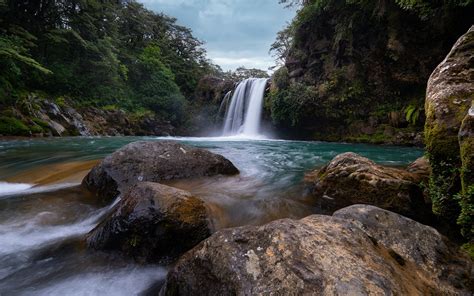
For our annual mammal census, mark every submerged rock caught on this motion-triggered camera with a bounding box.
[160,205,473,295]
[304,152,431,222]
[87,182,211,263]
[82,141,239,203]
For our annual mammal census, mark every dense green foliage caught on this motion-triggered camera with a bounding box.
[270,0,472,136]
[0,0,217,124]
[273,0,474,242]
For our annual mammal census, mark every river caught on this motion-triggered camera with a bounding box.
[0,136,423,295]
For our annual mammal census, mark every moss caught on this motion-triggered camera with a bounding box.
[460,137,474,190]
[461,243,474,260]
[55,96,66,108]
[424,95,473,239]
[102,104,120,111]
[0,116,30,136]
[32,118,49,128]
[29,125,43,134]
[425,120,460,161]
[457,184,474,240]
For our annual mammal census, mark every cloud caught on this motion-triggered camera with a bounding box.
[209,50,275,71]
[137,0,296,71]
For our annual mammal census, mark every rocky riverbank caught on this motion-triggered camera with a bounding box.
[76,139,472,295]
[0,95,175,137]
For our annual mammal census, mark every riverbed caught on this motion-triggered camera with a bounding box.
[0,136,423,295]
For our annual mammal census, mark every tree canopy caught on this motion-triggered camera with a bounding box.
[0,0,217,123]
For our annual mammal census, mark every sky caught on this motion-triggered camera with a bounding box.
[138,0,296,72]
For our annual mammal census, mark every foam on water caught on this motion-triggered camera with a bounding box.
[0,182,33,195]
[0,182,79,199]
[0,202,114,255]
[23,266,167,296]
[155,134,273,142]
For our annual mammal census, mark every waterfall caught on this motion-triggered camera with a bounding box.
[218,90,232,117]
[222,78,268,136]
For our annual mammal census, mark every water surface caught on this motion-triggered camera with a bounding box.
[0,136,423,295]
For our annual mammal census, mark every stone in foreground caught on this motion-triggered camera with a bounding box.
[86,182,211,263]
[160,205,473,295]
[304,152,431,222]
[82,141,239,203]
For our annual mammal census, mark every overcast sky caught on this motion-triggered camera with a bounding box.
[138,0,296,72]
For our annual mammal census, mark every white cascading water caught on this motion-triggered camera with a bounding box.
[222,78,268,136]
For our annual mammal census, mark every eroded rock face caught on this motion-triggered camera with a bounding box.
[82,141,239,203]
[424,25,474,234]
[304,152,431,222]
[160,205,473,295]
[87,182,211,263]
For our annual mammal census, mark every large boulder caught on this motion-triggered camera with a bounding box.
[160,205,473,295]
[333,205,471,284]
[86,182,211,263]
[424,25,474,238]
[304,152,431,222]
[82,141,239,203]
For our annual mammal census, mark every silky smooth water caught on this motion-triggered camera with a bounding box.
[0,136,423,295]
[222,78,268,136]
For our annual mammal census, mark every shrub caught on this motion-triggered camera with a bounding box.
[0,116,30,135]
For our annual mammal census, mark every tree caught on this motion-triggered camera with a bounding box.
[270,23,294,66]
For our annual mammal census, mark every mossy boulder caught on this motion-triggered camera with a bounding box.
[304,152,432,223]
[424,26,474,239]
[86,182,212,263]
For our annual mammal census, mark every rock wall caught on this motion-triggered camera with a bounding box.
[0,94,174,137]
[179,75,236,136]
[268,0,474,145]
[425,26,474,242]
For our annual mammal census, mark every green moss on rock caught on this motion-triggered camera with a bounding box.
[424,26,474,240]
[0,116,30,136]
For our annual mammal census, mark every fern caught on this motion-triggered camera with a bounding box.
[404,103,420,125]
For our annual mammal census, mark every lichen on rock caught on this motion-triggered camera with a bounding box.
[424,26,474,239]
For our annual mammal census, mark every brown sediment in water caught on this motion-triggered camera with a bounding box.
[163,175,315,230]
[6,160,100,186]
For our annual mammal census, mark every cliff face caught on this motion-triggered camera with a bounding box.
[0,94,175,137]
[179,75,236,136]
[424,26,474,243]
[268,0,474,145]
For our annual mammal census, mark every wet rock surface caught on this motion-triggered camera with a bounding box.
[161,205,473,295]
[87,182,211,263]
[424,25,474,235]
[304,152,431,222]
[82,141,239,203]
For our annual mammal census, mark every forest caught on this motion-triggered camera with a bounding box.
[0,0,222,134]
[0,0,473,294]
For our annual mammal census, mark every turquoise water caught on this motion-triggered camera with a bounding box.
[0,136,423,295]
[0,136,422,180]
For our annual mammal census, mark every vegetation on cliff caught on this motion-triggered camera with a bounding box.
[0,0,220,135]
[424,25,474,248]
[269,0,474,144]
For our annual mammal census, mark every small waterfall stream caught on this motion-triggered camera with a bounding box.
[222,78,268,136]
